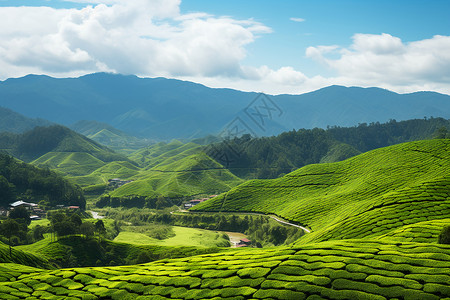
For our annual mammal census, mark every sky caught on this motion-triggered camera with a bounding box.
[0,0,449,95]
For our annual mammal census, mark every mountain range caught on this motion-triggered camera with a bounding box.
[1,73,450,140]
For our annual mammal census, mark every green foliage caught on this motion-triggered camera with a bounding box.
[438,225,450,244]
[193,140,450,245]
[8,206,31,226]
[101,209,303,246]
[1,239,450,299]
[15,234,222,268]
[0,153,85,208]
[97,151,243,208]
[206,118,450,179]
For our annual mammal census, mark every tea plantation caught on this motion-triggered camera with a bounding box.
[0,239,449,299]
[1,140,449,299]
[192,139,450,244]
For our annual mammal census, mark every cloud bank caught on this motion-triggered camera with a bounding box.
[0,1,449,95]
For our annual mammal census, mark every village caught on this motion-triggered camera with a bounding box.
[0,200,80,220]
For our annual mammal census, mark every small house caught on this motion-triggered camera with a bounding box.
[9,200,38,211]
[236,238,251,247]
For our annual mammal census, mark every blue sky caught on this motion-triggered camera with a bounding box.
[0,0,449,94]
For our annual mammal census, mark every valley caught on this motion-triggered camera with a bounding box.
[0,85,449,299]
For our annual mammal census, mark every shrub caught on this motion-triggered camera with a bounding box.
[438,225,450,244]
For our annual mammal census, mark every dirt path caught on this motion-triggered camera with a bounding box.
[90,211,104,219]
[221,231,248,248]
[269,216,311,233]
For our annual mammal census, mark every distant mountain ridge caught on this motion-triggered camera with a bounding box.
[1,73,450,140]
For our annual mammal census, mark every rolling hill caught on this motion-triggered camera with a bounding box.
[1,139,449,299]
[70,120,154,153]
[192,139,450,245]
[1,73,450,140]
[1,239,449,299]
[0,125,128,164]
[103,151,243,204]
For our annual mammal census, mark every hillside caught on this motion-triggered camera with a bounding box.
[192,139,450,245]
[0,106,52,134]
[206,118,449,179]
[15,235,222,269]
[0,125,128,163]
[100,151,243,207]
[1,73,450,140]
[0,153,85,208]
[0,242,51,269]
[1,239,449,299]
[70,120,153,153]
[128,140,201,169]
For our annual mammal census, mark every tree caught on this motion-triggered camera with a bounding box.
[434,126,449,139]
[94,220,106,238]
[53,220,78,237]
[9,206,31,225]
[80,222,95,239]
[0,219,20,257]
[438,225,450,244]
[0,175,14,206]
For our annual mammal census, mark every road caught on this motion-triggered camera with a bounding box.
[269,216,310,233]
[177,210,311,233]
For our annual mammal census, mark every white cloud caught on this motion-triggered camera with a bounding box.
[0,0,272,79]
[0,2,449,96]
[290,17,305,23]
[306,33,450,94]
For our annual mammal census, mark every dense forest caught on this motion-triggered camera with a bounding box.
[0,153,85,209]
[206,117,450,178]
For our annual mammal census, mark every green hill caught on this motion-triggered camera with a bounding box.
[106,152,243,201]
[70,120,154,153]
[1,125,126,162]
[192,139,450,245]
[0,153,85,208]
[0,242,51,269]
[14,235,222,269]
[1,239,449,299]
[128,140,201,168]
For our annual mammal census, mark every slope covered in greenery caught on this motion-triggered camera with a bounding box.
[0,125,127,163]
[0,242,51,269]
[0,153,85,208]
[102,152,243,204]
[1,239,449,299]
[128,140,201,169]
[193,139,450,245]
[15,235,222,269]
[70,120,153,153]
[206,117,449,179]
[0,106,53,134]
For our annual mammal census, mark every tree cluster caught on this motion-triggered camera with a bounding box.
[48,210,106,239]
[0,153,85,209]
[102,209,304,247]
[206,117,450,179]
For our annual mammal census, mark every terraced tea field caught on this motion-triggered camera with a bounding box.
[193,139,450,245]
[1,239,449,299]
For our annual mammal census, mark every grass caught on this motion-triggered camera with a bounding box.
[107,151,243,200]
[192,139,450,245]
[13,233,225,268]
[114,226,230,248]
[32,139,243,203]
[1,239,449,299]
[0,242,51,269]
[3,139,449,299]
